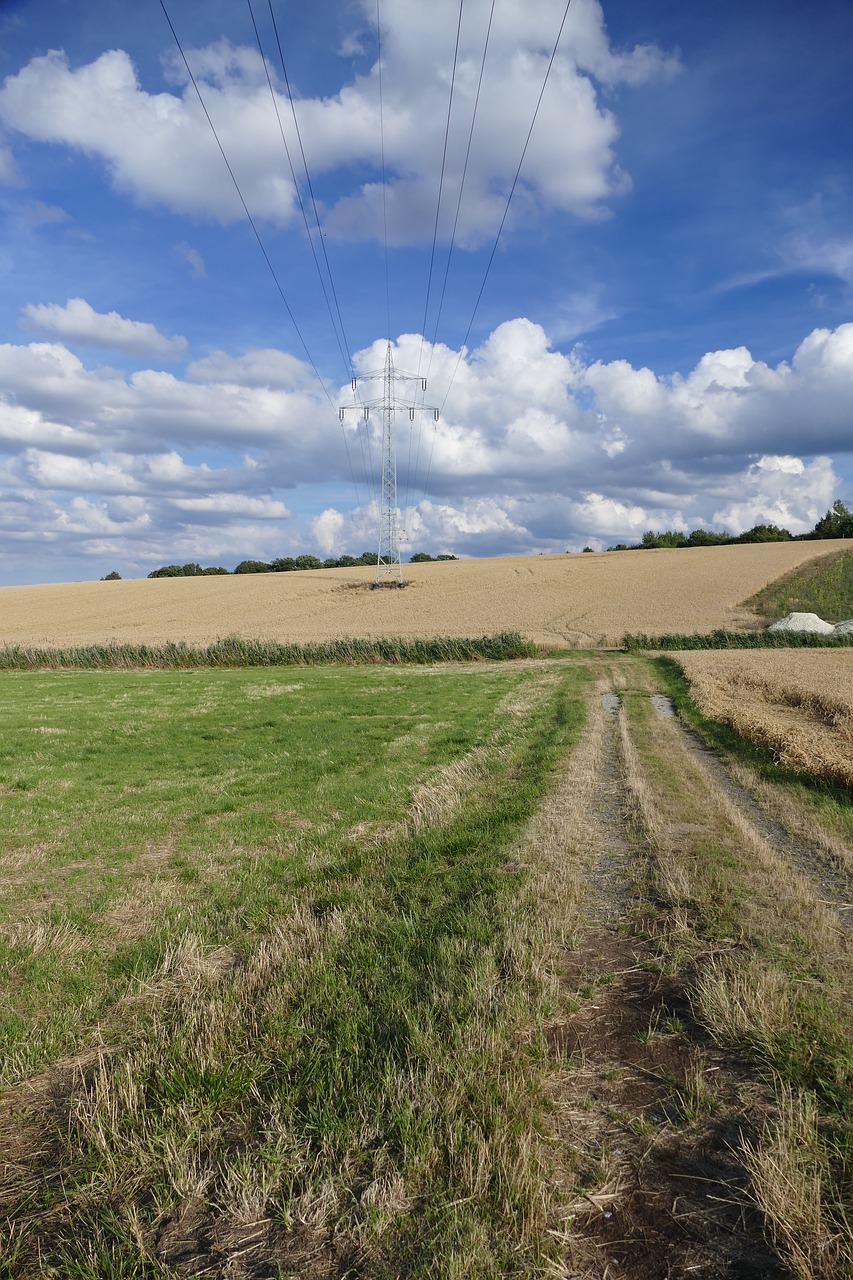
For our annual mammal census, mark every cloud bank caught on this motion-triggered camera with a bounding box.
[0,307,848,576]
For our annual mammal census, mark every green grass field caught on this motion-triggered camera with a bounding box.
[0,661,588,1278]
[746,547,853,623]
[4,642,852,1278]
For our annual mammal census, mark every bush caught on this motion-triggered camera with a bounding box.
[100,571,122,581]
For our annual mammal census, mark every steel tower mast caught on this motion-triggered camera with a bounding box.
[340,342,439,588]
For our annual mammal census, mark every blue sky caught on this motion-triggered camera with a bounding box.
[0,0,851,583]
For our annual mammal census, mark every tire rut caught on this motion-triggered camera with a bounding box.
[650,694,853,932]
[547,679,784,1280]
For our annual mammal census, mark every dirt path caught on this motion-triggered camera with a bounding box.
[536,658,835,1279]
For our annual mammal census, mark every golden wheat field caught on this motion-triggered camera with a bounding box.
[0,541,848,649]
[675,649,853,786]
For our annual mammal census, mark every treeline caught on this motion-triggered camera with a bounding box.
[603,500,853,552]
[147,551,457,578]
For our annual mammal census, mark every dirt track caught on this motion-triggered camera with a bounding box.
[538,657,852,1278]
[0,541,847,648]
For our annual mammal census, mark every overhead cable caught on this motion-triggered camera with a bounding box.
[157,0,366,514]
[441,0,575,415]
[249,0,377,520]
[264,0,358,380]
[376,0,392,342]
[417,0,466,366]
[420,0,575,504]
[245,0,351,378]
[403,0,467,526]
[409,0,496,521]
[428,0,497,362]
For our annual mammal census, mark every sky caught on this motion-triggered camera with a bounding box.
[0,0,851,584]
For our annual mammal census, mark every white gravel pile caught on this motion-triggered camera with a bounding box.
[834,618,853,634]
[768,612,836,634]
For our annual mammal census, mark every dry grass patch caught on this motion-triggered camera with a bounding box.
[743,1085,853,1280]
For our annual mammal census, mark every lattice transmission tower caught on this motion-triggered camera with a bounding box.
[340,342,439,588]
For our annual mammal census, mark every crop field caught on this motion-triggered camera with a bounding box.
[673,650,853,787]
[0,540,848,650]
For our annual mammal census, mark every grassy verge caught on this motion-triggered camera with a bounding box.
[624,629,853,651]
[0,661,589,1278]
[0,632,536,671]
[746,547,853,622]
[619,668,853,1277]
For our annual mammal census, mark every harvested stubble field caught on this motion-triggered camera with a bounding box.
[0,540,848,649]
[674,650,853,787]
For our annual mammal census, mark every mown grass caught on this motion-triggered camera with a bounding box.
[0,661,589,1278]
[746,547,853,623]
[0,632,535,671]
[624,628,853,651]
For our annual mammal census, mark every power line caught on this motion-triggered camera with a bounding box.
[440,0,575,416]
[403,0,466,528]
[245,0,351,378]
[157,0,366,516]
[376,0,392,342]
[408,0,496,526]
[249,0,377,529]
[428,0,497,362]
[264,0,357,379]
[419,0,576,504]
[417,0,466,363]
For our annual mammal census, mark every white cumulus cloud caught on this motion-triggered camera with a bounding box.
[0,1,678,244]
[20,297,187,357]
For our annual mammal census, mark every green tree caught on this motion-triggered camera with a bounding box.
[736,523,792,543]
[201,566,229,575]
[295,555,324,571]
[686,528,732,547]
[640,530,688,548]
[100,571,122,580]
[409,552,433,562]
[148,564,184,578]
[234,560,271,574]
[811,500,853,539]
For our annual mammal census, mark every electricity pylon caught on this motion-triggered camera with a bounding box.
[339,342,439,588]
